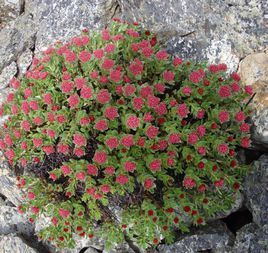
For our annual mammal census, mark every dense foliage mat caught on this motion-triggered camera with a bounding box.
[0,19,253,250]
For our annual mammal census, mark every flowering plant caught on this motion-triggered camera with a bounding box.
[0,19,252,250]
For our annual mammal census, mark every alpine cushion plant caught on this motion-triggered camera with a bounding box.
[0,19,253,250]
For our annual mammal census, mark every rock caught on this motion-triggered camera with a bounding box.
[0,87,10,126]
[17,49,33,76]
[71,233,105,252]
[238,52,268,149]
[238,52,268,113]
[0,151,24,206]
[230,223,268,253]
[158,221,233,253]
[0,61,17,89]
[0,234,37,253]
[243,155,268,227]
[205,37,240,73]
[212,223,268,253]
[84,247,99,253]
[0,0,22,29]
[0,165,23,206]
[25,0,119,53]
[0,205,34,235]
[252,108,268,149]
[0,13,36,72]
[34,214,51,234]
[0,87,13,126]
[0,87,13,104]
[0,0,119,70]
[0,195,5,206]
[0,115,8,127]
[103,243,136,253]
[118,0,267,72]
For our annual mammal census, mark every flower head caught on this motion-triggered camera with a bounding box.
[80,86,92,99]
[126,115,140,130]
[181,86,192,96]
[163,71,174,82]
[104,106,118,120]
[124,161,136,172]
[146,126,158,139]
[79,50,91,62]
[168,133,181,144]
[187,132,199,145]
[189,71,202,83]
[219,110,229,123]
[73,134,86,147]
[235,111,246,122]
[61,165,72,175]
[144,178,154,189]
[149,159,161,171]
[218,143,229,154]
[102,58,114,70]
[183,177,196,189]
[218,85,231,98]
[87,164,98,176]
[68,94,80,108]
[96,89,111,104]
[116,174,129,185]
[93,151,107,164]
[121,134,134,147]
[95,119,108,131]
[59,208,71,218]
[105,137,119,150]
[61,81,74,93]
[177,104,189,118]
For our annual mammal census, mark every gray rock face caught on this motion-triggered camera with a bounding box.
[83,247,99,253]
[0,13,36,72]
[0,87,12,105]
[0,234,37,253]
[252,109,268,149]
[231,223,268,253]
[0,61,17,89]
[213,223,268,253]
[0,0,119,73]
[17,48,33,77]
[243,155,268,227]
[118,0,267,72]
[238,52,268,113]
[103,244,136,253]
[0,173,24,206]
[237,52,268,150]
[158,221,233,253]
[0,0,22,29]
[0,205,34,236]
[0,151,23,207]
[26,0,118,52]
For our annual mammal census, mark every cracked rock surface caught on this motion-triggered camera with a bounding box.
[243,155,268,227]
[238,52,268,150]
[212,223,268,253]
[25,0,119,53]
[0,0,22,29]
[0,234,37,253]
[118,0,267,72]
[0,206,34,236]
[158,221,233,253]
[0,153,24,206]
[0,61,17,89]
[0,13,36,72]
